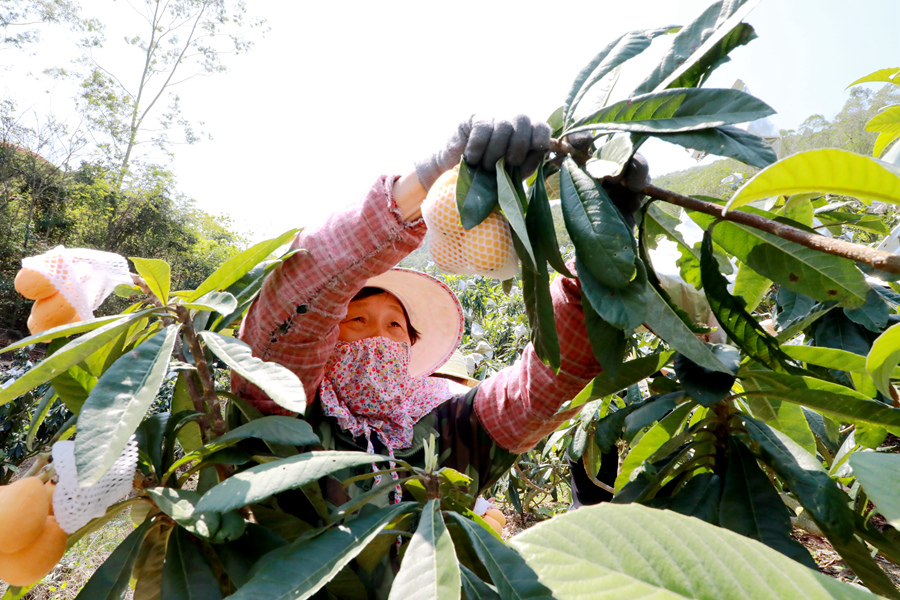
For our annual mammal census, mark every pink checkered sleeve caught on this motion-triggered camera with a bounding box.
[232,176,427,415]
[474,263,601,453]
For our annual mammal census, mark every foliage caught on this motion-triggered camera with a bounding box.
[4,2,900,599]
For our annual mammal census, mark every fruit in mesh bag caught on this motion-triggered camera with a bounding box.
[423,168,518,278]
[0,478,51,554]
[0,516,67,587]
[14,268,57,300]
[27,292,77,335]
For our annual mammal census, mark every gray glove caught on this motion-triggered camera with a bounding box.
[415,115,551,191]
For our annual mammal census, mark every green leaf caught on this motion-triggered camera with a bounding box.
[848,67,900,87]
[561,159,636,288]
[389,500,460,600]
[146,488,226,540]
[0,309,159,405]
[635,0,760,93]
[200,332,306,413]
[76,324,178,486]
[195,451,391,513]
[460,565,501,600]
[744,382,817,456]
[526,162,572,277]
[130,257,171,305]
[691,212,870,307]
[231,503,413,600]
[732,261,772,312]
[511,503,875,600]
[446,513,553,600]
[727,149,900,212]
[866,322,900,398]
[719,437,817,567]
[667,22,757,89]
[564,28,669,124]
[213,525,288,588]
[700,231,800,374]
[615,402,693,492]
[582,291,626,381]
[167,416,318,479]
[26,388,57,451]
[644,286,732,374]
[181,291,238,315]
[849,453,900,528]
[132,522,170,600]
[161,527,223,599]
[741,415,855,543]
[172,373,203,453]
[564,352,674,411]
[521,255,560,371]
[781,345,874,376]
[673,344,739,405]
[74,519,153,600]
[654,125,777,169]
[51,366,94,414]
[579,261,648,332]
[874,129,900,158]
[824,532,900,600]
[744,370,900,436]
[568,88,775,135]
[457,162,499,230]
[646,472,722,525]
[496,159,536,270]
[190,229,299,301]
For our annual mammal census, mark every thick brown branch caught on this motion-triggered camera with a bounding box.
[645,184,900,275]
[174,305,226,437]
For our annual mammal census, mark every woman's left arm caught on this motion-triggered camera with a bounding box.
[473,264,601,453]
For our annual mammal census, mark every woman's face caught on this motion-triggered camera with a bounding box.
[338,292,412,346]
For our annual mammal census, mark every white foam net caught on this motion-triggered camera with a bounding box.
[22,246,133,320]
[422,169,519,281]
[51,438,139,534]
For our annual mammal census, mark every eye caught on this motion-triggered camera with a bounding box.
[390,321,404,329]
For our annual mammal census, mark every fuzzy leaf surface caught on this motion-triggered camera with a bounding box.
[389,500,460,600]
[511,503,874,600]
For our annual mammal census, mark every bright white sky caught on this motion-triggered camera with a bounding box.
[3,0,898,241]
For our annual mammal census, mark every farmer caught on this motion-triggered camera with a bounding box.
[232,116,648,508]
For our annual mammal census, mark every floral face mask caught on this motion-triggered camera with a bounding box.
[319,336,452,474]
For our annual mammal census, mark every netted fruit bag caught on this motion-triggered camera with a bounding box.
[16,246,133,334]
[422,167,519,281]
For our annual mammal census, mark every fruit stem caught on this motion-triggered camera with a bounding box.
[22,453,51,478]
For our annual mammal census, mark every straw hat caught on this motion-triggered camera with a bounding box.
[365,268,464,378]
[433,350,479,387]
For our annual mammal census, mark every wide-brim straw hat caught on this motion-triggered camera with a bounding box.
[433,349,479,387]
[365,268,464,378]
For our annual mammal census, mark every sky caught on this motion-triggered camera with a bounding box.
[2,0,898,242]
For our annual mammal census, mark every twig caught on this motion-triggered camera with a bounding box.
[547,138,900,276]
[174,305,226,438]
[514,461,554,496]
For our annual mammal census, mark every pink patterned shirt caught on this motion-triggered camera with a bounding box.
[232,175,601,453]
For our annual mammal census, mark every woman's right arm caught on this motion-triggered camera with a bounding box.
[233,175,427,414]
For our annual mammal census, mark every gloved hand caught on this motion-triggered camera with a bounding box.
[603,153,650,228]
[415,115,551,191]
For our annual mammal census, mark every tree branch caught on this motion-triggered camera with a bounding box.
[548,138,900,276]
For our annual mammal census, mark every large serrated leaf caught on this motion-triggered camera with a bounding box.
[866,322,900,399]
[568,88,774,135]
[667,22,757,89]
[727,149,900,212]
[653,124,777,169]
[190,229,299,301]
[741,416,855,543]
[130,257,171,305]
[521,255,560,372]
[743,370,900,436]
[527,162,571,277]
[848,67,900,87]
[0,308,159,405]
[564,27,670,124]
[615,401,692,492]
[389,500,460,600]
[76,325,178,486]
[446,513,553,600]
[719,437,817,567]
[581,291,626,381]
[560,159,636,288]
[578,261,648,332]
[511,502,874,600]
[161,528,223,600]
[231,503,413,600]
[699,232,801,374]
[496,159,536,269]
[564,352,674,411]
[635,0,760,93]
[743,378,816,455]
[849,453,900,528]
[200,331,306,413]
[195,451,391,513]
[691,212,869,307]
[457,161,498,230]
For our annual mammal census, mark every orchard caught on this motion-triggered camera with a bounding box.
[3,1,900,599]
